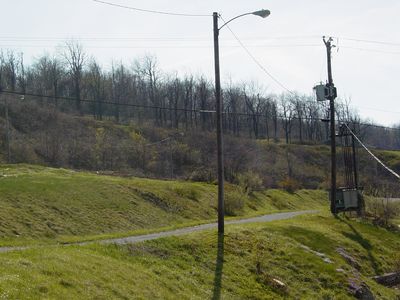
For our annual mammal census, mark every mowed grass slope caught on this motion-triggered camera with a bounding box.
[0,164,326,246]
[0,213,399,299]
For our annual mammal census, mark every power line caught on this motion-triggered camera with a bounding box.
[0,89,326,119]
[92,0,211,17]
[1,90,198,113]
[1,89,399,132]
[344,123,400,180]
[339,46,400,55]
[4,34,400,50]
[0,36,210,41]
[338,37,400,47]
[220,16,295,95]
[5,35,400,55]
[251,35,321,40]
[357,106,400,115]
[0,44,321,50]
[0,35,321,42]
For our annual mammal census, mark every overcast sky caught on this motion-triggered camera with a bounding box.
[1,0,399,126]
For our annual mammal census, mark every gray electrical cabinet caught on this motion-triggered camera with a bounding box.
[335,188,359,210]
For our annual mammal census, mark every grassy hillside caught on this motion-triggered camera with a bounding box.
[0,213,399,299]
[0,164,399,298]
[0,164,327,246]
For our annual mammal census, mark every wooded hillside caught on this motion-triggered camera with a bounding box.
[1,45,399,196]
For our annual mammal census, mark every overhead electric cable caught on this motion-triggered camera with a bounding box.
[339,46,400,55]
[0,44,321,50]
[220,16,295,95]
[2,89,399,132]
[357,106,400,115]
[338,37,400,47]
[92,0,211,17]
[1,90,198,113]
[344,123,400,180]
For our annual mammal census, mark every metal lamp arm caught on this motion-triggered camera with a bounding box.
[218,12,253,31]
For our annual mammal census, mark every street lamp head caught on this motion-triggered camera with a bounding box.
[252,9,270,18]
[217,9,271,31]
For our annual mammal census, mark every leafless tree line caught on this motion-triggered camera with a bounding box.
[1,42,399,148]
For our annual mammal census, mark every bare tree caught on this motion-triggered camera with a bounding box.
[243,91,262,139]
[86,59,105,119]
[292,95,305,143]
[195,77,210,131]
[263,98,276,141]
[226,85,242,136]
[280,94,295,144]
[134,54,161,124]
[62,41,86,112]
[301,99,315,142]
[18,53,26,94]
[32,54,64,106]
[183,75,194,129]
[172,75,182,128]
[49,56,63,106]
[0,50,19,91]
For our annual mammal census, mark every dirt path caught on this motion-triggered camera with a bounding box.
[0,210,317,253]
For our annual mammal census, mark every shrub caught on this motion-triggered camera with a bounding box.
[393,252,400,272]
[224,190,245,216]
[188,167,214,183]
[278,176,301,193]
[236,171,263,195]
[367,197,400,228]
[173,186,200,201]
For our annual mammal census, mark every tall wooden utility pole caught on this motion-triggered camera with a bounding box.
[323,37,337,215]
[0,92,11,163]
[5,98,10,163]
[213,12,225,234]
[351,134,359,190]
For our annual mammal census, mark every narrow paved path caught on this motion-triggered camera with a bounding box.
[0,210,317,253]
[101,210,317,245]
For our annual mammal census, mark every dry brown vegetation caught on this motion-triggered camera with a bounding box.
[1,99,399,199]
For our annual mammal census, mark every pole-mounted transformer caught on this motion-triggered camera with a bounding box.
[314,83,337,102]
[314,36,338,215]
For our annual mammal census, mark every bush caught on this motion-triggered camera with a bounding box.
[278,177,301,193]
[236,171,263,195]
[173,186,200,201]
[393,252,400,272]
[224,190,245,216]
[188,167,214,183]
[367,197,400,228]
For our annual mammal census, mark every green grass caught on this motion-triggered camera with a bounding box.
[379,150,400,163]
[0,213,399,299]
[0,164,399,298]
[0,164,327,247]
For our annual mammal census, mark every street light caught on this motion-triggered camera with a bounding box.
[213,10,271,234]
